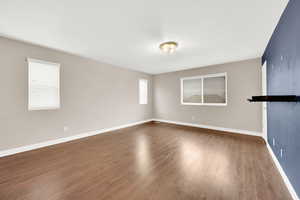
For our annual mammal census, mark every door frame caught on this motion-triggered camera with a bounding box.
[262,62,268,141]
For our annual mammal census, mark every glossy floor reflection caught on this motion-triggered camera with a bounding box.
[0,122,292,200]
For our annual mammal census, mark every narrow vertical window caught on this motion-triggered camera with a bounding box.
[28,58,60,110]
[139,79,148,104]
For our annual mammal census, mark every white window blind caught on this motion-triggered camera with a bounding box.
[181,73,227,106]
[28,58,60,110]
[139,79,148,104]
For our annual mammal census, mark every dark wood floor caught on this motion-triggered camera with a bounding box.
[0,122,292,200]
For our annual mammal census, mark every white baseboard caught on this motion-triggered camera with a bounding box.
[266,143,299,200]
[2,117,298,199]
[153,119,262,137]
[0,119,153,158]
[154,118,299,199]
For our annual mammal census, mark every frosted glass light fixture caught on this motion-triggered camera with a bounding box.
[159,41,178,54]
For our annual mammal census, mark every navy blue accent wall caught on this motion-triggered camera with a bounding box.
[262,0,300,196]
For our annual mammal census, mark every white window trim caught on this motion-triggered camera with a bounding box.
[28,58,61,111]
[180,72,227,106]
[27,58,60,67]
[139,78,148,105]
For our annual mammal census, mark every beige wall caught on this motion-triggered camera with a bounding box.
[0,37,152,151]
[153,58,262,133]
[0,36,262,151]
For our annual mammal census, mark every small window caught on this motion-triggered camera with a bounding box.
[139,79,148,104]
[182,78,202,104]
[181,73,227,106]
[28,58,60,110]
[203,76,226,104]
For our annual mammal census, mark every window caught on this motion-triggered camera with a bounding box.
[182,78,202,104]
[181,73,227,106]
[139,79,148,104]
[28,58,60,110]
[203,75,226,104]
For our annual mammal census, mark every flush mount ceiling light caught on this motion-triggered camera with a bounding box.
[159,41,178,54]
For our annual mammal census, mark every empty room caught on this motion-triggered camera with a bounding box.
[0,0,300,199]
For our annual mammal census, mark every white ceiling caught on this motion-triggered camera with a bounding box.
[0,0,288,74]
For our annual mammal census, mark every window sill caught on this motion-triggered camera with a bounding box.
[181,103,227,106]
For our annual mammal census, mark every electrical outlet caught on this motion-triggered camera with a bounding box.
[64,126,69,132]
[192,116,196,121]
[272,138,275,146]
[281,55,283,61]
[280,148,283,158]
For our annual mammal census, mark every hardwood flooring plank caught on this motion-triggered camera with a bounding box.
[0,122,292,200]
